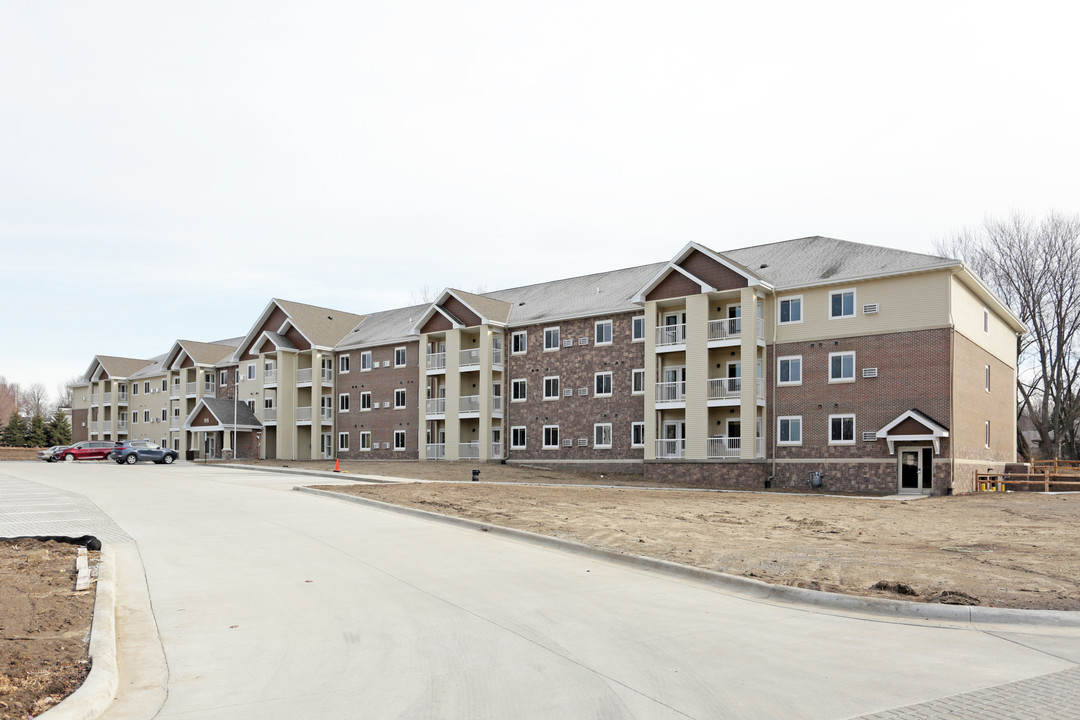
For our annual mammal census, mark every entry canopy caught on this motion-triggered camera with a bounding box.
[876,409,950,455]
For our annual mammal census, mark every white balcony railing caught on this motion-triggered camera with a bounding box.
[459,441,480,459]
[427,352,446,370]
[707,317,741,341]
[756,437,765,458]
[103,392,112,404]
[707,436,741,458]
[459,395,480,413]
[427,443,446,459]
[459,348,481,367]
[321,368,333,383]
[707,377,741,400]
[203,383,215,395]
[117,392,128,404]
[264,370,277,384]
[492,348,503,365]
[656,323,686,347]
[91,393,100,404]
[656,381,686,403]
[757,317,765,340]
[263,408,277,422]
[117,420,128,431]
[427,397,446,415]
[757,378,765,400]
[491,442,502,458]
[296,368,312,383]
[90,422,100,433]
[297,406,312,422]
[320,406,332,421]
[655,439,685,458]
[170,385,180,398]
[170,419,180,429]
[492,395,503,413]
[186,382,196,395]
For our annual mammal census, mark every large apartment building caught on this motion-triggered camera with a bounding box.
[69,236,1024,495]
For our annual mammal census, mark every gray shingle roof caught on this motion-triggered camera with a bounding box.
[96,355,155,379]
[337,303,429,350]
[177,340,237,366]
[722,236,957,290]
[275,299,367,348]
[449,289,512,325]
[130,353,168,379]
[200,397,262,428]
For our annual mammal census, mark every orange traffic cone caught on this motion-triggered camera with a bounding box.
[333,457,340,473]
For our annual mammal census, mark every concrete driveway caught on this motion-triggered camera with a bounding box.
[3,461,1078,719]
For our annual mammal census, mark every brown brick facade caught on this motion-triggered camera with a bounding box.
[503,312,645,461]
[335,341,420,459]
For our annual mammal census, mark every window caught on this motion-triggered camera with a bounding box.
[779,296,803,324]
[173,407,181,418]
[264,397,274,410]
[778,356,802,385]
[511,331,527,354]
[264,360,275,375]
[361,351,372,371]
[132,383,139,395]
[247,364,256,380]
[594,372,612,397]
[143,410,150,423]
[338,432,349,452]
[339,393,350,412]
[394,388,406,408]
[160,409,167,422]
[631,368,645,395]
[543,425,560,449]
[339,355,350,373]
[631,422,645,447]
[983,308,990,334]
[985,420,991,447]
[632,316,645,342]
[131,412,138,424]
[595,320,613,345]
[395,347,407,367]
[235,369,240,383]
[511,379,527,402]
[161,379,168,392]
[511,426,527,449]
[778,416,802,445]
[360,392,372,411]
[144,381,151,394]
[829,351,855,382]
[830,289,856,319]
[220,371,228,386]
[543,327,560,351]
[246,400,255,412]
[829,414,856,445]
[594,423,612,449]
[985,364,991,392]
[394,430,406,450]
[359,432,371,451]
[543,376,560,400]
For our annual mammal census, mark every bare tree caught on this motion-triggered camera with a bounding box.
[20,382,52,418]
[0,377,18,431]
[410,285,437,305]
[56,375,80,408]
[935,211,1080,460]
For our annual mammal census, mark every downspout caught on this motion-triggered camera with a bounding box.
[768,290,777,488]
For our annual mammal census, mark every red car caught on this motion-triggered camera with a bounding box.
[55,441,116,462]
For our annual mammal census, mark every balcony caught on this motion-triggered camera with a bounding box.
[459,441,480,459]
[90,422,100,433]
[186,382,196,396]
[427,443,446,459]
[91,393,100,405]
[707,377,740,401]
[320,406,332,422]
[297,406,312,422]
[264,370,277,385]
[459,395,480,414]
[263,408,277,423]
[656,323,686,347]
[459,348,481,368]
[170,419,180,429]
[170,385,180,398]
[492,348,503,366]
[707,436,740,458]
[321,368,333,383]
[426,397,446,416]
[655,439,685,459]
[103,392,112,404]
[117,392,129,404]
[203,384,215,396]
[118,421,128,432]
[707,318,741,342]
[656,381,686,403]
[427,353,446,372]
[492,395,503,413]
[297,368,312,384]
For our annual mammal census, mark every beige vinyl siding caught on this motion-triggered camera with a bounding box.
[950,276,1018,368]
[773,271,952,344]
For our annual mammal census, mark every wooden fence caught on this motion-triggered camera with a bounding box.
[976,459,1080,492]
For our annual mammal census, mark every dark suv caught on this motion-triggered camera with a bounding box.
[55,441,116,462]
[109,441,179,465]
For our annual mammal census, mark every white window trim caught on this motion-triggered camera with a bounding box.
[985,420,991,448]
[360,391,372,411]
[593,423,612,449]
[359,431,371,451]
[594,319,613,346]
[543,326,561,352]
[631,368,645,395]
[631,422,645,448]
[220,371,228,386]
[594,371,613,397]
[543,375,560,400]
[828,351,856,383]
[777,355,803,386]
[828,414,856,445]
[361,351,372,371]
[511,426,527,449]
[339,393,350,412]
[778,295,804,325]
[777,416,803,446]
[542,425,560,449]
[339,355,350,374]
[829,288,857,320]
[511,378,527,402]
[985,364,991,393]
[247,363,256,380]
[631,315,645,342]
[394,347,407,367]
[394,430,406,451]
[394,388,407,409]
[983,308,990,335]
[511,331,528,355]
[338,432,349,451]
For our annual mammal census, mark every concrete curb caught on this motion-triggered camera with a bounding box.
[40,542,120,720]
[212,463,405,484]
[296,486,1080,629]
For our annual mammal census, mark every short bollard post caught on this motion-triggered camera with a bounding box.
[472,469,480,482]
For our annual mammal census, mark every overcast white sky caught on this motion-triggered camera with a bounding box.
[2,1,1078,401]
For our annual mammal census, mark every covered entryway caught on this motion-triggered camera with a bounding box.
[877,409,949,495]
[898,446,934,494]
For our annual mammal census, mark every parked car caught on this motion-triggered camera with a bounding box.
[55,441,116,462]
[38,445,70,462]
[109,441,179,465]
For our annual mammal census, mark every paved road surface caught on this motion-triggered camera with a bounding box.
[2,461,1078,719]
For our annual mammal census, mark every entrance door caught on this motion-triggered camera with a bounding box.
[726,420,741,454]
[661,421,685,457]
[204,435,216,459]
[727,305,742,334]
[321,433,332,459]
[662,312,686,344]
[661,366,686,401]
[898,447,933,493]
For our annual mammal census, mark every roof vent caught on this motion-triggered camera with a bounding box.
[760,263,768,268]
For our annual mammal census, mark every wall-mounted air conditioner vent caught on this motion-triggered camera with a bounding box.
[578,388,588,396]
[382,442,390,449]
[863,303,880,314]
[382,402,391,408]
[577,438,588,446]
[578,337,589,345]
[862,431,878,442]
[862,367,879,378]
[562,438,573,447]
[562,338,573,348]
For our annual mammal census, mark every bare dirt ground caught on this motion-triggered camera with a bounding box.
[285,460,1080,612]
[0,449,44,461]
[0,539,95,719]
